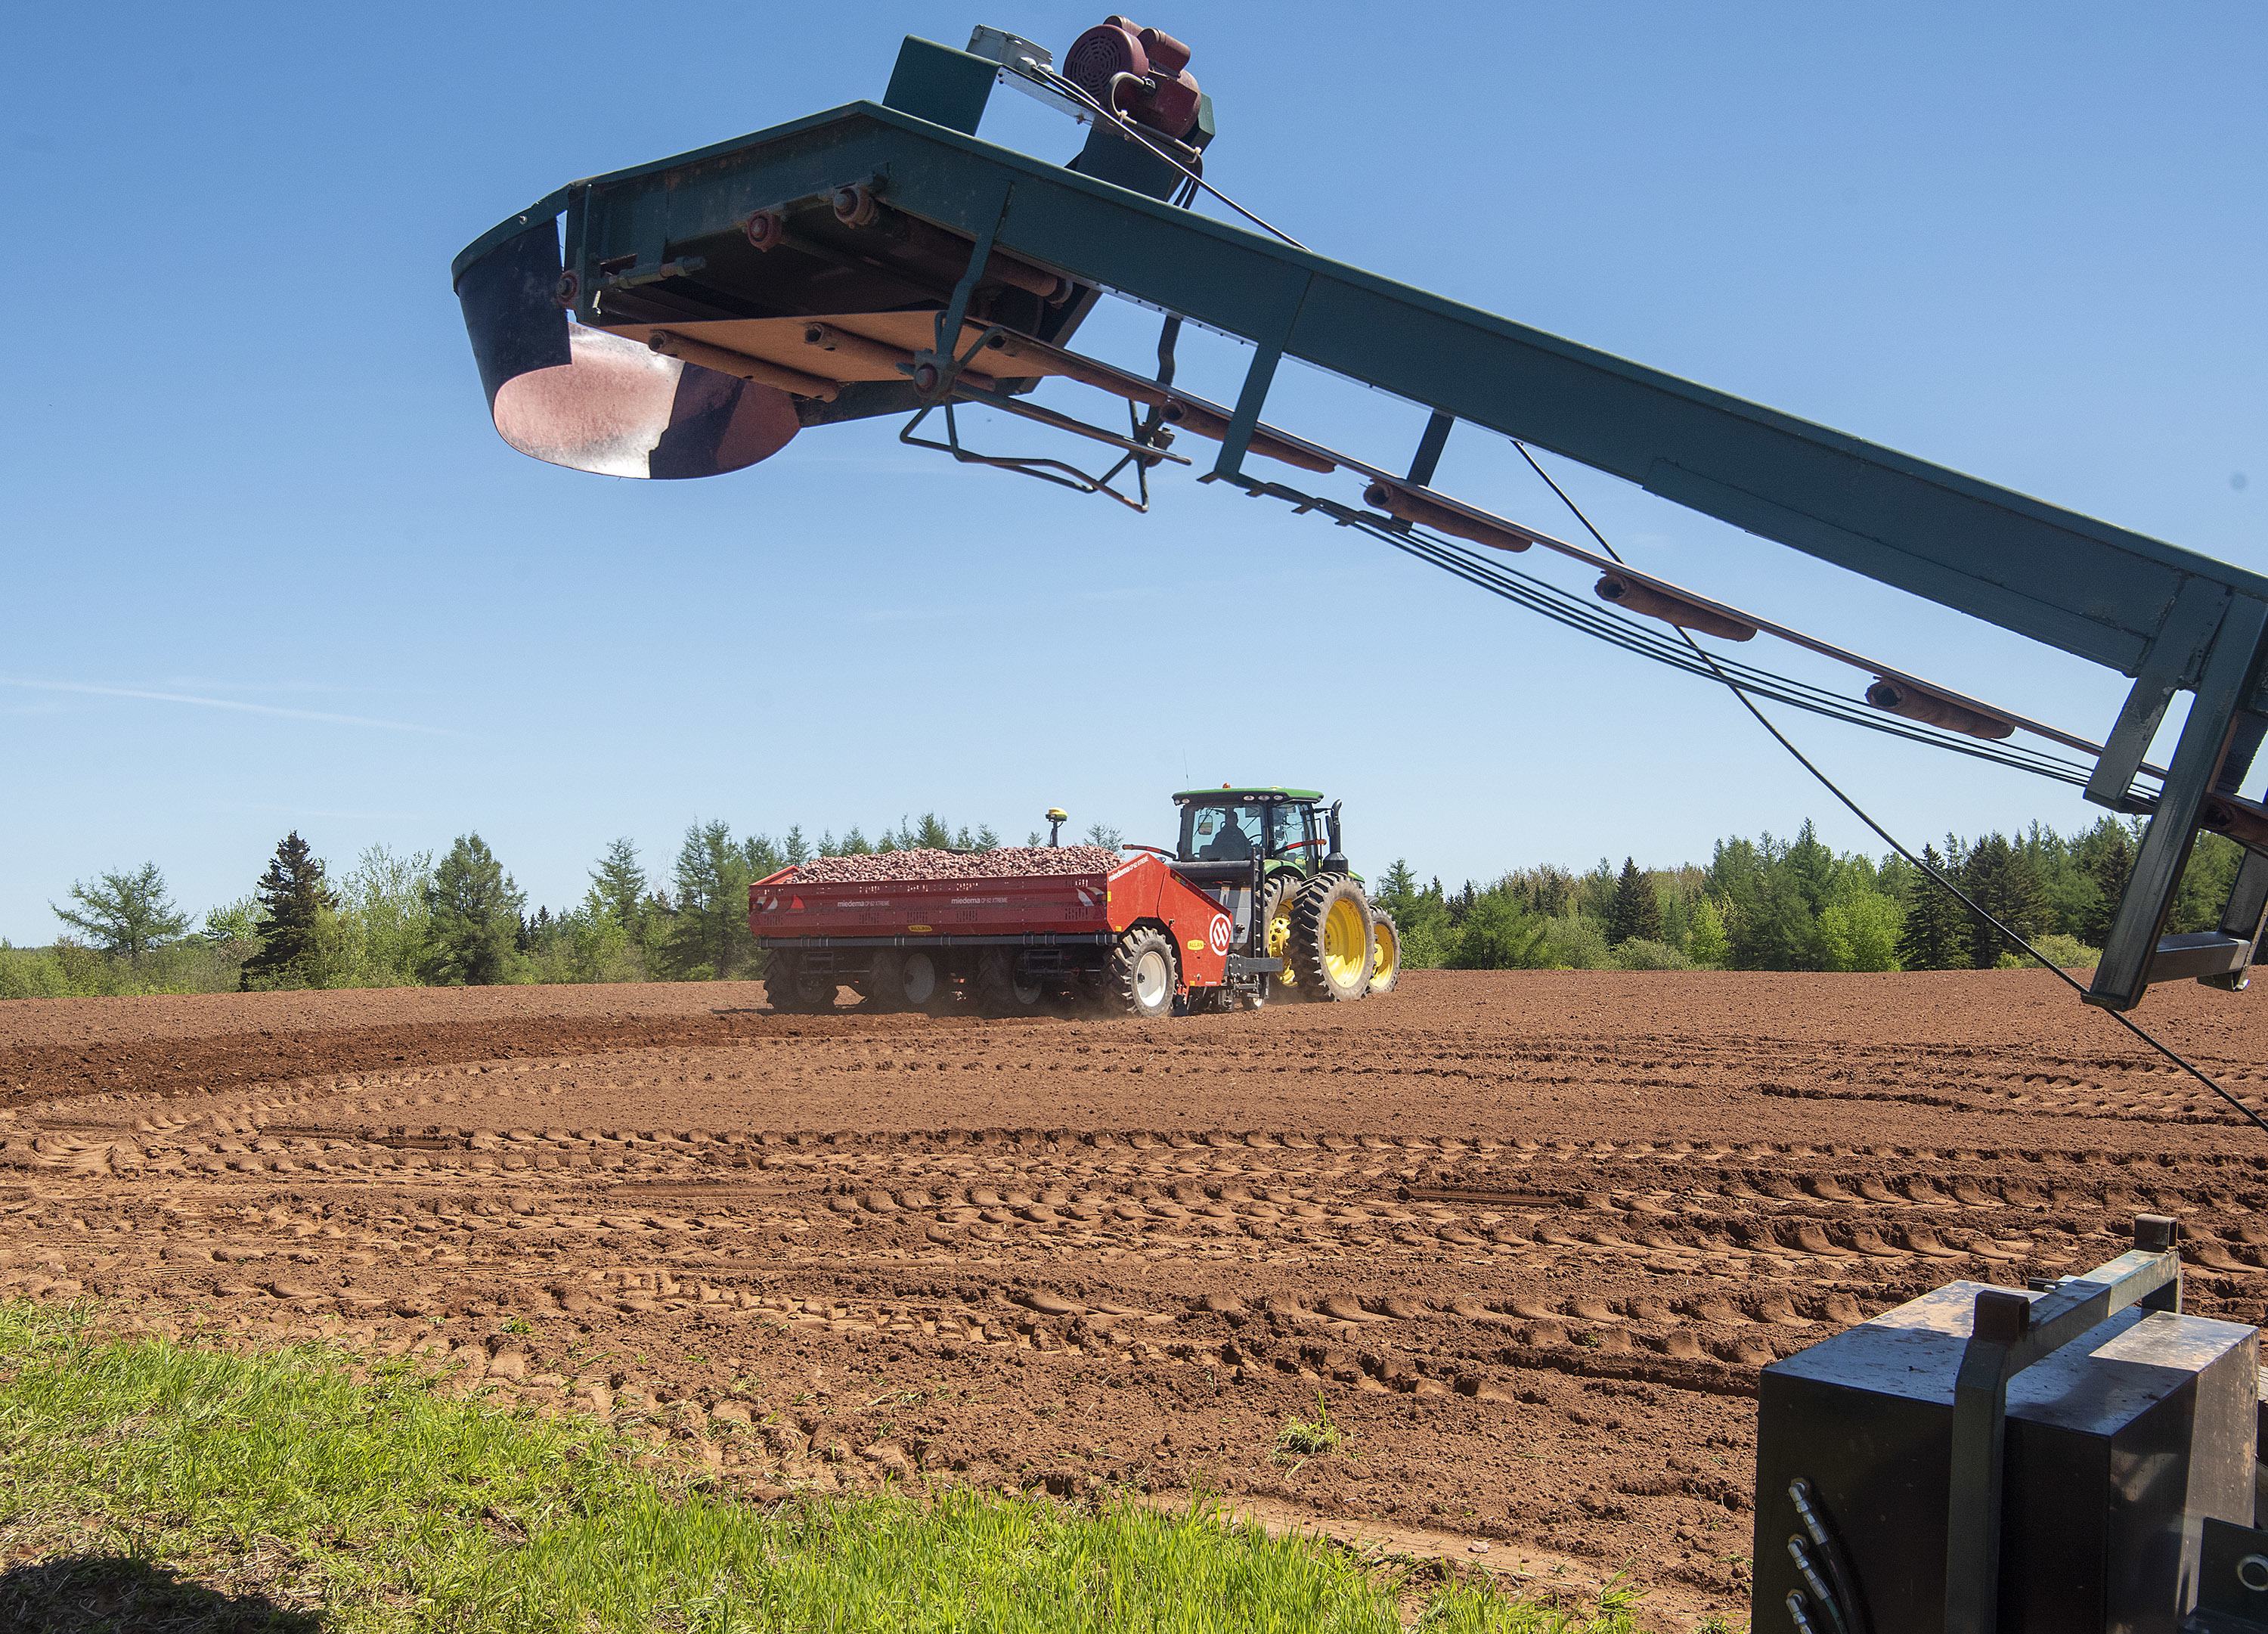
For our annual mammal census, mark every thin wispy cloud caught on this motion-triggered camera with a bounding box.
[0,678,459,736]
[156,676,428,700]
[219,802,424,821]
[854,606,965,625]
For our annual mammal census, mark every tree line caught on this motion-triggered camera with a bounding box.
[1369,814,2245,974]
[0,813,1117,997]
[2,810,2247,997]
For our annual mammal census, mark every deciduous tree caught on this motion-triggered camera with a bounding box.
[1446,895,1552,969]
[1684,897,1731,967]
[1816,892,1901,972]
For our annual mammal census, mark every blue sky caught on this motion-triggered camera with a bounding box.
[3,2,2260,938]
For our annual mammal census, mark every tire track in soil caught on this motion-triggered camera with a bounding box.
[3,969,2263,1629]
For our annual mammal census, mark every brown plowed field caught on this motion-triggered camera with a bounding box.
[5,969,2264,1628]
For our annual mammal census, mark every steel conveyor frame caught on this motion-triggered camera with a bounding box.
[454,35,2268,1010]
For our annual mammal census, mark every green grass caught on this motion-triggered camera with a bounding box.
[1275,1388,1350,1462]
[0,1301,1640,1633]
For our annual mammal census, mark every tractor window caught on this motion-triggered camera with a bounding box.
[1269,805,1315,859]
[1181,802,1266,863]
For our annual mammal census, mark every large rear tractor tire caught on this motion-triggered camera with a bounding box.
[976,949,1046,1016]
[1368,911,1401,997]
[766,951,835,1014]
[1260,873,1308,1003]
[1108,927,1178,1019]
[1287,876,1374,1002]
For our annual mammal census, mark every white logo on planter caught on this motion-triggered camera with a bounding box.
[1207,914,1233,956]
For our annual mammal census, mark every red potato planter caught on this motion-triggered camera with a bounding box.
[751,848,1250,1019]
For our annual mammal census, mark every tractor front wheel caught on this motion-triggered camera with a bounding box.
[1109,928,1178,1019]
[1287,876,1374,1002]
[1260,873,1308,1003]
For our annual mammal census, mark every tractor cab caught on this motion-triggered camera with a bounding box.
[1170,784,1389,1004]
[1173,787,1334,885]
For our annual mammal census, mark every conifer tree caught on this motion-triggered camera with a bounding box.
[742,833,785,880]
[1785,820,1836,913]
[239,832,336,989]
[1607,857,1662,945]
[663,820,764,978]
[1895,845,1971,970]
[1962,833,2047,966]
[2078,824,2133,946]
[52,863,189,958]
[590,838,646,930]
[418,834,525,986]
[1377,859,1420,922]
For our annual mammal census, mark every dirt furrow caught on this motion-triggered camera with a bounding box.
[3,967,2263,1629]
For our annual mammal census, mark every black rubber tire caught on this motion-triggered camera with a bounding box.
[974,949,1045,1016]
[863,950,908,1012]
[766,950,804,1013]
[1108,927,1177,1019]
[1259,872,1308,1003]
[1077,966,1120,1018]
[766,951,832,1013]
[1368,910,1401,997]
[1287,875,1374,1002]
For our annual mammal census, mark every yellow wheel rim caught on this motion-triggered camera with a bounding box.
[1321,898,1368,986]
[1370,919,1399,990]
[1267,891,1297,986]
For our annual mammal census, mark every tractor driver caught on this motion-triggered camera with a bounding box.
[1193,803,1264,861]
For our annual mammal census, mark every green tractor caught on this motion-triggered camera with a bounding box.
[1173,787,1400,1003]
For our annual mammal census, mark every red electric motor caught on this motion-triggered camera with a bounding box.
[1062,16,1203,143]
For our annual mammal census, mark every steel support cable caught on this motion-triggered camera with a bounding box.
[1317,502,2095,783]
[1386,523,2073,762]
[1506,439,2268,1141]
[1390,523,2099,784]
[1241,476,2105,785]
[1134,390,2141,780]
[1143,365,2151,770]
